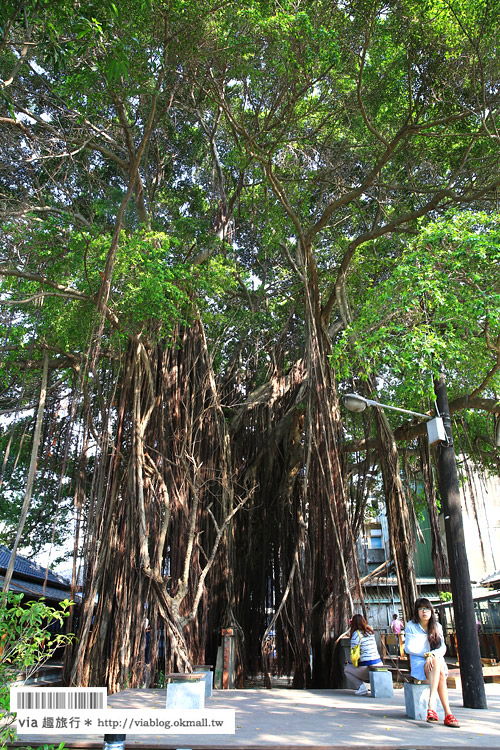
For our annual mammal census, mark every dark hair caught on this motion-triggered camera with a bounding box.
[412,597,441,649]
[349,613,374,637]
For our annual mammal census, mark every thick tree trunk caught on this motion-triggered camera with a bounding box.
[373,409,417,623]
[68,319,235,691]
[229,249,364,689]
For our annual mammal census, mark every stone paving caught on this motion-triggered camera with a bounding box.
[13,682,500,749]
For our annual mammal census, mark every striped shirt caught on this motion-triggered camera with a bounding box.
[351,630,383,666]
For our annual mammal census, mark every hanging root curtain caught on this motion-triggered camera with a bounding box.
[66,319,236,691]
[226,261,364,688]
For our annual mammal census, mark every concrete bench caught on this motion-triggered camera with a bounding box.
[165,673,205,709]
[403,680,444,720]
[193,664,213,698]
[368,667,394,698]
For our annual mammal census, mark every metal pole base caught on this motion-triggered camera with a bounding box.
[103,734,126,750]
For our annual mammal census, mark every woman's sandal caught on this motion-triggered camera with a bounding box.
[426,708,439,722]
[444,713,460,728]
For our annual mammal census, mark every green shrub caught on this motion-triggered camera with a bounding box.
[0,592,74,748]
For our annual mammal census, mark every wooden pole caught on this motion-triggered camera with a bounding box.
[434,369,487,709]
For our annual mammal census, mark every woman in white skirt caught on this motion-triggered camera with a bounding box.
[404,597,460,727]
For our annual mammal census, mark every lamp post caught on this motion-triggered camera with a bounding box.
[344,389,487,709]
[433,371,487,709]
[343,393,430,420]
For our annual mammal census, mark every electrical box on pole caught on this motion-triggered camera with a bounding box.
[426,416,446,445]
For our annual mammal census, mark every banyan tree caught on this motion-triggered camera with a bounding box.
[1,0,500,692]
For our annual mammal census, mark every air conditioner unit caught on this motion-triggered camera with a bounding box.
[427,416,446,445]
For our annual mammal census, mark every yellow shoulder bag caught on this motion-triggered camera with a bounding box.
[350,630,361,666]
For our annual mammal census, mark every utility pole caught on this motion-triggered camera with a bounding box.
[434,370,487,709]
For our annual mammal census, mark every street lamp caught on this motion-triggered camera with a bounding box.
[343,393,430,419]
[344,386,487,710]
[343,393,447,445]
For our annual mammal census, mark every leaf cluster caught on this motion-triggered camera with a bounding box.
[0,593,74,746]
[334,210,500,461]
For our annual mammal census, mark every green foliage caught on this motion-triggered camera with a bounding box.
[0,223,205,351]
[439,591,453,602]
[2,0,500,564]
[0,593,73,746]
[155,669,166,688]
[334,211,500,406]
[82,230,195,340]
[0,459,74,557]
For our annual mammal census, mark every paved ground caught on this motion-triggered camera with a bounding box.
[13,682,500,749]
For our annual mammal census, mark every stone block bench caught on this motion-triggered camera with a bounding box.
[403,679,444,721]
[165,673,205,709]
[368,666,394,698]
[193,664,214,698]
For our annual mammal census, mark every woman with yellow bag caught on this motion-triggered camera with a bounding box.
[344,614,383,696]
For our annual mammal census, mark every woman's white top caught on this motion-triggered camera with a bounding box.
[351,630,383,666]
[404,619,447,681]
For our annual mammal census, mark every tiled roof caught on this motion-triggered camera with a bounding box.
[481,568,500,586]
[0,574,71,602]
[0,545,70,588]
[362,583,444,604]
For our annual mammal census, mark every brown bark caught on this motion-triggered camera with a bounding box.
[373,408,417,622]
[66,318,245,691]
[3,352,49,592]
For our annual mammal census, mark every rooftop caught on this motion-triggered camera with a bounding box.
[0,545,71,601]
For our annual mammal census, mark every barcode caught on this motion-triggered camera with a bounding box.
[10,688,107,711]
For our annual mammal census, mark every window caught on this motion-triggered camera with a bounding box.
[369,527,383,549]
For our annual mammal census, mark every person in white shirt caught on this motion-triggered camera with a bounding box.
[404,597,460,727]
[344,613,383,696]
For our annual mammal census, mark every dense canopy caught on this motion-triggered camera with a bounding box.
[1,0,499,690]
